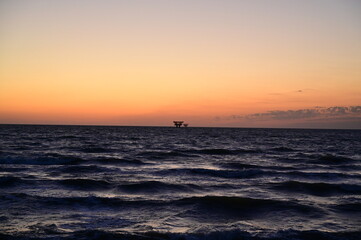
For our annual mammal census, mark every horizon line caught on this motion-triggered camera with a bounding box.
[0,123,360,131]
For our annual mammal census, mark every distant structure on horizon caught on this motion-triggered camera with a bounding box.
[183,123,189,127]
[173,121,184,128]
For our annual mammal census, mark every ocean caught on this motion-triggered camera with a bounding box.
[0,125,360,240]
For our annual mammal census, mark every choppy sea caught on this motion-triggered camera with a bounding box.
[0,125,360,240]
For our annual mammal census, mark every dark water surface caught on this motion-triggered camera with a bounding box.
[0,125,360,239]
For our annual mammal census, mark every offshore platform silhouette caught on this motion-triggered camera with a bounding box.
[173,121,184,128]
[173,121,189,127]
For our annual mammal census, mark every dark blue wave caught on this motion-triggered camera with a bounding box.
[2,228,359,240]
[190,148,261,155]
[0,176,32,188]
[58,179,112,191]
[79,146,112,153]
[0,193,142,209]
[93,157,145,165]
[0,193,321,217]
[136,148,261,160]
[116,180,201,193]
[156,168,272,179]
[0,154,83,165]
[313,154,356,164]
[269,146,297,152]
[270,181,361,196]
[332,202,361,213]
[137,150,197,159]
[175,196,322,219]
[56,165,112,173]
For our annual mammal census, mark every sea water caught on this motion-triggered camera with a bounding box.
[0,125,360,239]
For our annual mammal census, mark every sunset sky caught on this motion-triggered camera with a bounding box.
[1,0,360,128]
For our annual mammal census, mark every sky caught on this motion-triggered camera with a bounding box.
[1,0,360,128]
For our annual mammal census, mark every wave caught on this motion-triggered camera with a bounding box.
[175,196,322,219]
[57,179,200,193]
[0,176,31,188]
[116,180,200,193]
[332,202,361,213]
[191,168,271,179]
[269,146,296,152]
[219,162,297,171]
[190,148,261,155]
[278,153,359,166]
[57,135,79,139]
[306,154,356,165]
[137,151,196,159]
[317,154,355,162]
[9,146,31,151]
[56,165,112,173]
[284,170,361,180]
[157,168,271,179]
[1,229,360,240]
[218,162,261,169]
[93,157,145,165]
[137,148,261,160]
[58,179,112,191]
[270,181,361,196]
[0,154,83,165]
[0,193,141,209]
[28,223,63,235]
[0,166,28,172]
[80,146,112,153]
[0,193,321,218]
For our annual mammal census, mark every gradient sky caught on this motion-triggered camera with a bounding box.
[1,0,361,128]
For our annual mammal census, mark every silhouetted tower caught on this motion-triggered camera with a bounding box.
[173,121,184,128]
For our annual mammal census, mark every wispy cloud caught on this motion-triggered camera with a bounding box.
[268,88,314,96]
[231,106,361,121]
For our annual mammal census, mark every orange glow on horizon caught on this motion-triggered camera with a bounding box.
[1,1,360,128]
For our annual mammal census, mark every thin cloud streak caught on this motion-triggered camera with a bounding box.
[268,88,315,96]
[231,106,361,121]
